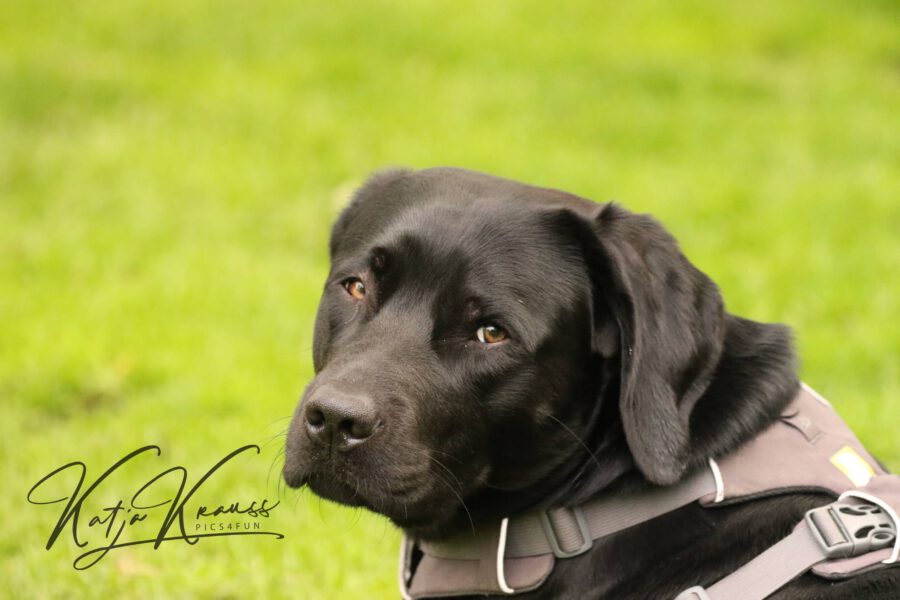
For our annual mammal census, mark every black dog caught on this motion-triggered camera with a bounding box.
[283,168,897,599]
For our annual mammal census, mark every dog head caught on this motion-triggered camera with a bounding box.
[283,168,797,538]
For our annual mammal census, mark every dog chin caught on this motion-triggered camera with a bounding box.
[380,490,473,539]
[284,463,467,537]
[311,477,460,536]
[304,474,369,508]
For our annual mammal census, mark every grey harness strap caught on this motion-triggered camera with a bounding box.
[677,520,826,600]
[420,467,718,561]
[676,475,900,600]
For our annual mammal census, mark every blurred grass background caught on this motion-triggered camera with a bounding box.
[1,0,897,597]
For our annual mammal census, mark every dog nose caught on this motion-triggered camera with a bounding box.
[304,391,379,449]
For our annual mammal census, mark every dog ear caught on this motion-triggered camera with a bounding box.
[587,203,727,485]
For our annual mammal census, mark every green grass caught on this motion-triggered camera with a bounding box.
[1,0,897,597]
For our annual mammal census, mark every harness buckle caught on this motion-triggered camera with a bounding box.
[805,501,897,560]
[539,505,593,558]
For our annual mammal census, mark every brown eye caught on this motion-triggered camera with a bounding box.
[343,278,366,300]
[476,324,507,344]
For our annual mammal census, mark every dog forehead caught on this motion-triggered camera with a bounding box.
[333,167,602,261]
[373,201,589,333]
[414,167,601,218]
[382,200,567,277]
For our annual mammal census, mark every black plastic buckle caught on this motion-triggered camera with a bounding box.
[805,501,896,560]
[539,506,593,558]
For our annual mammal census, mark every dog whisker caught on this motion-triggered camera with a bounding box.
[538,411,604,473]
[265,414,294,427]
[428,447,464,464]
[267,440,287,497]
[427,454,465,492]
[428,469,475,534]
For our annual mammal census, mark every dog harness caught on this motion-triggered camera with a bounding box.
[398,384,899,599]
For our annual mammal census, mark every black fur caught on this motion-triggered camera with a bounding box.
[283,167,898,599]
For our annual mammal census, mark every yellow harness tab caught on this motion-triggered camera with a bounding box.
[831,445,875,487]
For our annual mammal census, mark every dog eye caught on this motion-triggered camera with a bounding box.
[342,278,366,300]
[476,324,508,344]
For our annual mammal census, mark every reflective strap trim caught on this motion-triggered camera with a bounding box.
[399,535,414,600]
[802,382,832,407]
[708,458,725,503]
[674,585,711,600]
[496,517,515,594]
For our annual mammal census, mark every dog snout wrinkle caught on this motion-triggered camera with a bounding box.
[304,388,380,450]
